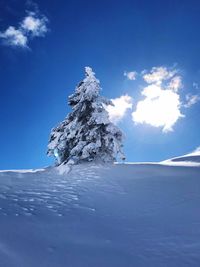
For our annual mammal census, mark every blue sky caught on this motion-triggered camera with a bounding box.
[0,0,200,169]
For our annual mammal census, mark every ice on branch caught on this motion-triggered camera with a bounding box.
[47,67,125,165]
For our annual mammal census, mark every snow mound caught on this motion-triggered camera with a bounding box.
[0,163,199,266]
[161,148,200,166]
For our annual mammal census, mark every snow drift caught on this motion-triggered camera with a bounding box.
[0,161,199,267]
[162,148,200,166]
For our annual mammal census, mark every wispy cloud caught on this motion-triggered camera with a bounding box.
[143,66,176,85]
[0,26,27,47]
[0,4,48,48]
[168,75,182,92]
[21,11,48,37]
[124,71,137,80]
[184,94,200,108]
[106,95,133,123]
[193,82,199,90]
[132,66,184,132]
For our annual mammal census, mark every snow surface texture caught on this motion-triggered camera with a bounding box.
[0,162,199,267]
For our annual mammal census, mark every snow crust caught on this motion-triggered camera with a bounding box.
[0,168,45,173]
[0,163,199,266]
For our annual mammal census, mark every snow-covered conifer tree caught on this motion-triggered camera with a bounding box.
[47,67,125,165]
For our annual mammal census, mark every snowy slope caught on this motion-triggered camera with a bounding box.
[162,148,200,166]
[0,163,199,267]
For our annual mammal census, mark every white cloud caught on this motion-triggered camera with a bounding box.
[106,95,133,123]
[168,76,182,92]
[0,26,27,47]
[143,66,176,85]
[0,8,48,48]
[21,12,48,37]
[110,66,199,132]
[132,67,184,132]
[124,71,137,80]
[184,94,200,108]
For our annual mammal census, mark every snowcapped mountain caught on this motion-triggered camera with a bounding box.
[0,161,199,267]
[161,148,200,166]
